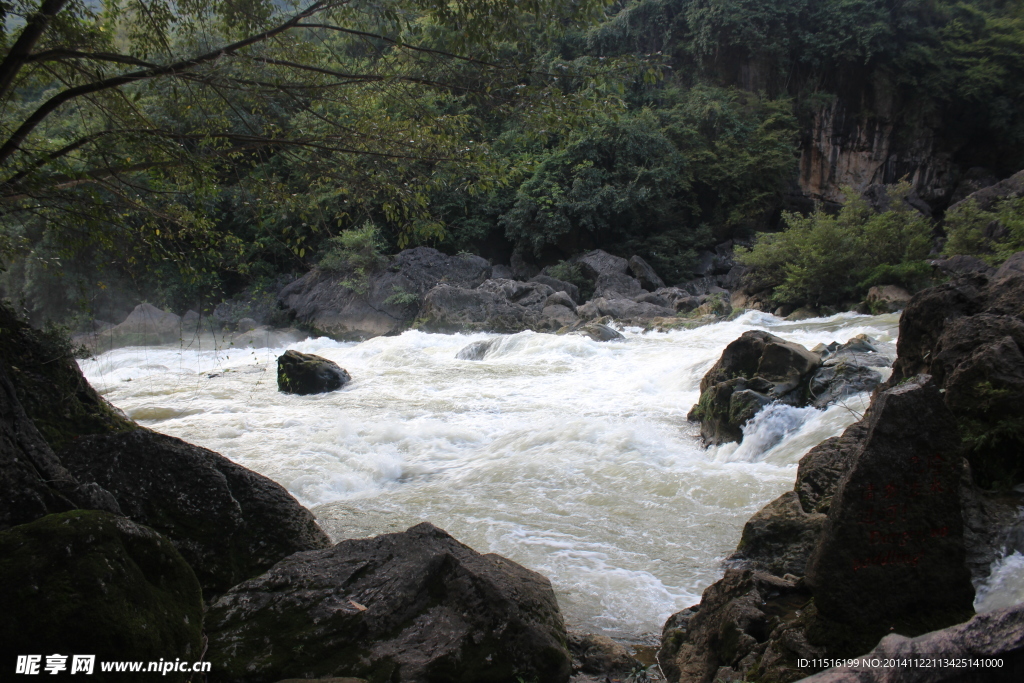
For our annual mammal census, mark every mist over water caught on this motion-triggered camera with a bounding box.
[82,311,900,640]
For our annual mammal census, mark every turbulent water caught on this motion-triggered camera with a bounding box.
[82,311,905,640]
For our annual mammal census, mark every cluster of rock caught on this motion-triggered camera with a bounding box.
[1,302,612,682]
[688,330,891,445]
[277,246,742,340]
[75,301,305,353]
[660,254,1024,682]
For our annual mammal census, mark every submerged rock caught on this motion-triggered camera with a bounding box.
[61,428,332,599]
[277,349,352,395]
[206,522,571,683]
[0,510,203,679]
[456,338,499,360]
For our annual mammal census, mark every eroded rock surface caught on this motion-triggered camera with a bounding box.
[206,522,571,683]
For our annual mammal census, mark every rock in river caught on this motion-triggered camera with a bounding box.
[277,349,352,395]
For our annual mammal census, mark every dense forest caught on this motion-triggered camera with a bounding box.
[2,0,1023,325]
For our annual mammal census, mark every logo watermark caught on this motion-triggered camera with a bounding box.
[15,655,211,676]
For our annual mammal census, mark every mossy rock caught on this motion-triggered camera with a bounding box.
[0,511,203,679]
[0,304,133,452]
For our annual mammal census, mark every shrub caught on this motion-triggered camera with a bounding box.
[737,183,933,307]
[318,223,387,293]
[943,196,1024,265]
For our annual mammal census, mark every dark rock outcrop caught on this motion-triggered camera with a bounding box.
[568,631,641,680]
[575,249,629,281]
[279,247,492,339]
[577,295,676,324]
[594,272,643,299]
[0,510,203,679]
[61,428,331,598]
[805,376,975,655]
[206,522,571,683]
[730,492,827,577]
[531,274,580,303]
[277,349,352,395]
[689,331,822,445]
[657,570,819,683]
[628,255,666,291]
[886,254,1024,487]
[801,602,1024,683]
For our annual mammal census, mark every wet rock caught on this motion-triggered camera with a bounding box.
[690,331,823,445]
[531,274,580,303]
[786,306,820,321]
[730,491,827,577]
[795,422,870,514]
[277,349,352,395]
[658,570,816,683]
[628,255,666,291]
[456,338,499,360]
[805,376,976,655]
[801,602,1024,683]
[61,428,331,599]
[0,510,203,679]
[279,247,492,340]
[576,249,629,281]
[567,631,640,678]
[206,522,571,683]
[570,321,625,342]
[808,363,883,408]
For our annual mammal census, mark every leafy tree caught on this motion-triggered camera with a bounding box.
[943,195,1024,264]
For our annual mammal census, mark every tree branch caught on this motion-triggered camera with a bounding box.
[0,0,72,100]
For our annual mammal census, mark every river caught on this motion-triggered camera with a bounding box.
[81,311,904,640]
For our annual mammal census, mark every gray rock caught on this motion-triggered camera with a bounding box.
[491,264,514,279]
[865,285,913,312]
[568,631,640,678]
[279,247,491,340]
[575,249,629,281]
[594,272,643,299]
[808,363,883,408]
[571,322,625,342]
[511,249,541,280]
[418,283,552,333]
[796,422,870,514]
[628,255,665,291]
[236,317,258,332]
[61,428,331,599]
[577,296,675,324]
[531,274,580,303]
[545,290,577,311]
[929,254,995,276]
[478,278,555,310]
[277,349,351,395]
[99,303,183,345]
[206,522,571,683]
[456,338,499,361]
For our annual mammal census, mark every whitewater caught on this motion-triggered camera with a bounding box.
[82,310,902,640]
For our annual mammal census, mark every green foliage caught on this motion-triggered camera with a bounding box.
[737,183,934,307]
[499,87,797,282]
[383,285,419,306]
[943,196,1024,265]
[319,223,387,293]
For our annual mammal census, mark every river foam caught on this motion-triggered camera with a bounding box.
[81,310,899,639]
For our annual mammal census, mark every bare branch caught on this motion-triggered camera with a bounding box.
[0,0,72,100]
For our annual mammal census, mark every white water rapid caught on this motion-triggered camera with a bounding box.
[82,311,901,640]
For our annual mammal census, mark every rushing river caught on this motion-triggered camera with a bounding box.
[82,311,901,640]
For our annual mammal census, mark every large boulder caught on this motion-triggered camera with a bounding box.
[575,249,629,281]
[593,272,643,299]
[418,279,575,333]
[689,331,823,445]
[61,428,331,599]
[804,376,976,656]
[530,274,580,303]
[863,284,913,313]
[0,303,133,452]
[729,491,827,577]
[886,257,1024,487]
[0,510,203,679]
[279,247,492,340]
[658,570,819,683]
[628,255,666,291]
[277,349,352,395]
[576,296,675,324]
[206,522,571,683]
[795,421,870,514]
